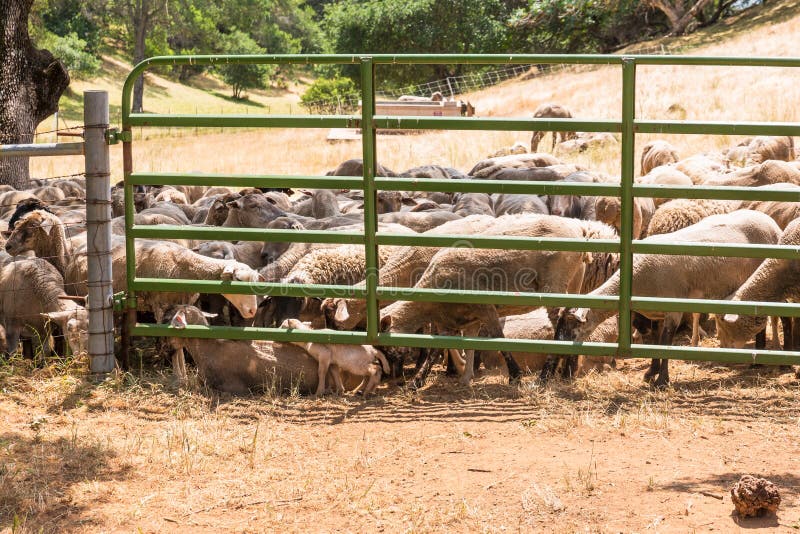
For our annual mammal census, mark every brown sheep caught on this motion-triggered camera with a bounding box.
[530,103,576,152]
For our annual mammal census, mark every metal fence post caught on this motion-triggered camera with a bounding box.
[618,59,636,359]
[83,90,116,372]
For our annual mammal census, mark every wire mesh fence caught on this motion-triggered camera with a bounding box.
[301,44,683,114]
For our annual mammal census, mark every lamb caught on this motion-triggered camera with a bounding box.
[640,140,679,176]
[530,103,576,152]
[594,196,656,239]
[167,305,325,392]
[546,210,781,387]
[714,218,800,351]
[280,318,390,397]
[645,198,739,236]
[468,153,561,178]
[378,214,621,385]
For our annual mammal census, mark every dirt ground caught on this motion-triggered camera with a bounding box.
[2,351,799,534]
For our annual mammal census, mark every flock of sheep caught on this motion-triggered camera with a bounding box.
[2,107,800,396]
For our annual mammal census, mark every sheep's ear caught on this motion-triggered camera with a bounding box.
[379,314,392,332]
[401,197,418,206]
[201,312,218,319]
[723,314,739,323]
[334,299,350,323]
[572,308,588,323]
[265,196,277,205]
[170,312,187,329]
[256,273,266,283]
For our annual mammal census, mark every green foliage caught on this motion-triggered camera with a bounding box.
[300,77,358,112]
[36,0,105,53]
[322,0,515,87]
[509,0,663,54]
[216,30,275,99]
[36,31,101,78]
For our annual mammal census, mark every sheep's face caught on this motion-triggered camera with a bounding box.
[204,198,230,226]
[220,264,266,319]
[41,307,89,355]
[548,195,582,218]
[169,305,217,329]
[553,308,594,342]
[321,298,364,330]
[714,313,766,349]
[5,211,51,255]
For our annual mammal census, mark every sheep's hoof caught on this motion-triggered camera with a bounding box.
[508,373,522,386]
[652,375,670,390]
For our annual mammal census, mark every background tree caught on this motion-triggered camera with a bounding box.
[112,0,169,113]
[644,0,716,35]
[0,0,70,188]
[216,30,274,99]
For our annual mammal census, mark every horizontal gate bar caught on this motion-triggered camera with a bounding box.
[133,54,800,68]
[1,142,84,157]
[635,120,800,136]
[376,178,621,195]
[631,296,800,317]
[633,184,800,202]
[131,279,369,298]
[127,113,357,128]
[375,233,621,252]
[127,323,800,364]
[632,241,800,259]
[630,344,800,365]
[373,117,621,133]
[374,288,619,308]
[130,225,365,243]
[129,172,364,190]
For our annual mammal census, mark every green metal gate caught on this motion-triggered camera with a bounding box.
[121,54,800,368]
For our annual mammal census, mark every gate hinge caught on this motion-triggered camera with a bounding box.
[106,128,132,145]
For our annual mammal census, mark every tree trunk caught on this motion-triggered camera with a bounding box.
[647,0,716,35]
[0,0,70,188]
[131,1,148,113]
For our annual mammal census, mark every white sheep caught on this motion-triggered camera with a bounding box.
[280,318,390,397]
[640,140,679,176]
[547,210,781,387]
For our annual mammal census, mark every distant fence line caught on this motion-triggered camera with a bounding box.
[301,44,682,114]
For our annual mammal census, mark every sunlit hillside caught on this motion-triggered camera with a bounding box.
[32,0,800,182]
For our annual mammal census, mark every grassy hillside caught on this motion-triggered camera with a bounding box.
[32,0,800,182]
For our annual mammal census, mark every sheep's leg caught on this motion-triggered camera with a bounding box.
[413,348,429,373]
[540,355,560,381]
[362,366,381,397]
[530,132,542,153]
[315,359,329,397]
[330,365,345,395]
[769,317,786,350]
[458,323,482,386]
[172,347,187,382]
[410,349,443,390]
[643,320,664,382]
[652,313,680,389]
[755,328,767,350]
[690,313,701,347]
[475,308,522,385]
[782,317,793,351]
[4,327,21,359]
